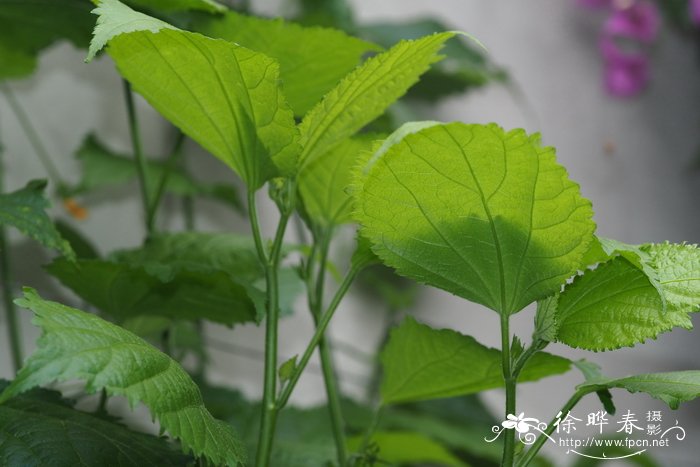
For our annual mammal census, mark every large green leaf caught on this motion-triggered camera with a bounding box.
[298,134,379,227]
[580,371,700,410]
[347,431,467,467]
[298,32,454,168]
[71,133,242,211]
[191,10,380,116]
[91,0,300,187]
[0,289,246,465]
[359,18,507,100]
[380,317,570,405]
[355,122,595,315]
[0,180,73,258]
[0,0,94,80]
[0,380,190,466]
[554,257,693,351]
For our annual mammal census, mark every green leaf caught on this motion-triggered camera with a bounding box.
[380,317,570,405]
[127,0,225,14]
[574,360,616,414]
[0,0,94,80]
[55,220,100,259]
[359,18,507,100]
[92,0,300,187]
[355,122,595,315]
[644,242,700,315]
[0,180,74,258]
[47,232,303,324]
[191,10,380,116]
[347,431,467,467]
[555,257,691,351]
[581,236,666,307]
[71,133,242,212]
[47,257,260,325]
[0,288,246,465]
[298,32,454,168]
[278,355,298,383]
[0,380,190,466]
[298,134,379,227]
[579,371,700,410]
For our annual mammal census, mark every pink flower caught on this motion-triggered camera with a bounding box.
[691,0,700,26]
[604,1,660,43]
[599,36,649,97]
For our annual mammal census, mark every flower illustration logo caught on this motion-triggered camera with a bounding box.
[502,413,539,433]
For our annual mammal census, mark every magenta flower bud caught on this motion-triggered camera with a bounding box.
[604,0,660,43]
[691,0,700,25]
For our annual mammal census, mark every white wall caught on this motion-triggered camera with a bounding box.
[1,1,698,465]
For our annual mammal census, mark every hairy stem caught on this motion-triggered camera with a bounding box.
[309,229,348,465]
[501,313,516,467]
[2,84,63,189]
[277,263,361,409]
[122,80,153,235]
[250,189,291,467]
[516,389,589,467]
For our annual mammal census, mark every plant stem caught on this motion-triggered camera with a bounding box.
[0,226,21,373]
[516,389,589,467]
[122,80,153,235]
[147,131,186,230]
[250,189,292,467]
[277,262,361,409]
[501,313,516,467]
[1,84,63,189]
[512,339,546,380]
[309,229,348,466]
[0,146,22,373]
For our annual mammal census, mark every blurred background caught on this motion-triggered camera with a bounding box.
[1,0,699,465]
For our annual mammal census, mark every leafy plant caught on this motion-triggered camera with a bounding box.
[0,0,698,466]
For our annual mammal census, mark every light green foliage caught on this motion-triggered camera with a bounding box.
[298,134,379,227]
[298,32,454,167]
[0,0,94,80]
[380,318,570,404]
[359,18,507,100]
[0,180,73,258]
[71,134,242,212]
[92,1,299,187]
[580,371,700,410]
[0,289,246,465]
[0,380,190,466]
[191,10,380,116]
[127,0,225,14]
[644,242,700,315]
[347,431,467,466]
[355,122,594,315]
[278,355,298,383]
[555,257,694,351]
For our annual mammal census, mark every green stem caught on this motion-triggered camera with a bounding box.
[251,188,292,467]
[2,84,63,189]
[512,339,546,380]
[516,389,589,467]
[122,80,153,235]
[147,131,185,230]
[277,263,360,409]
[0,146,21,373]
[309,229,348,466]
[0,225,21,373]
[501,313,516,467]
